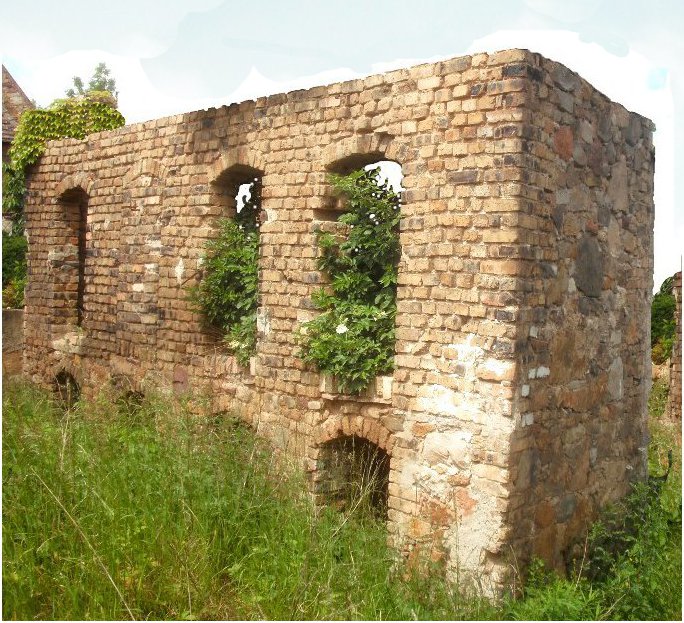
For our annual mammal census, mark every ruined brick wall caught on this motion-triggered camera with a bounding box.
[667,271,682,418]
[501,54,656,571]
[23,49,654,593]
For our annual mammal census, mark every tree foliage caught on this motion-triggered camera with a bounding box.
[299,168,401,393]
[66,62,118,104]
[651,274,677,364]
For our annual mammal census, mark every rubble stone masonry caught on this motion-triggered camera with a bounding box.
[23,49,655,593]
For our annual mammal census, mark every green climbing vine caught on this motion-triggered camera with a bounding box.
[3,96,125,224]
[2,92,125,308]
[188,181,261,366]
[299,167,402,394]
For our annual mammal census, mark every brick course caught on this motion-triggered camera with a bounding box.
[23,49,655,593]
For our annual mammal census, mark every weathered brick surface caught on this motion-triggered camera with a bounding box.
[22,49,654,593]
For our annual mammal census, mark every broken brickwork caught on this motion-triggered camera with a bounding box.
[22,49,655,593]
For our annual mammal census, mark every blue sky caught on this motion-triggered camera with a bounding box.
[1,0,681,288]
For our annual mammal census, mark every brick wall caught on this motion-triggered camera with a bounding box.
[22,49,654,593]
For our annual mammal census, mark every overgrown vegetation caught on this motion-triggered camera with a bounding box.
[188,181,261,366]
[300,168,401,393]
[2,231,28,308]
[651,273,677,364]
[1,381,497,620]
[3,376,680,620]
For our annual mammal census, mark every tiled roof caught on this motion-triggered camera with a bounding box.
[3,65,34,143]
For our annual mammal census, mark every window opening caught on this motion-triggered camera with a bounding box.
[318,435,390,520]
[58,188,88,326]
[191,167,262,366]
[301,158,403,393]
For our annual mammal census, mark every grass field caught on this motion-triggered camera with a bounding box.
[2,379,681,620]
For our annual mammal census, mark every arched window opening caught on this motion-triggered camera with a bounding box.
[54,370,80,409]
[192,165,263,366]
[211,164,263,223]
[317,435,390,520]
[314,157,403,222]
[301,157,403,394]
[57,187,88,327]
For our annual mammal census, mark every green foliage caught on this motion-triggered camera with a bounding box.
[66,62,118,103]
[2,232,27,289]
[2,381,499,621]
[651,274,677,364]
[2,232,28,308]
[300,168,401,393]
[506,560,606,621]
[648,376,669,420]
[188,182,261,365]
[2,380,681,620]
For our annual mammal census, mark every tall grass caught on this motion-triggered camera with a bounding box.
[2,380,681,620]
[2,382,496,620]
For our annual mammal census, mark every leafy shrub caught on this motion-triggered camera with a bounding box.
[188,181,260,366]
[2,232,28,307]
[651,274,676,364]
[300,168,401,393]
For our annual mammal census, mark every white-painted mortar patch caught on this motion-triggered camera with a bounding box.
[175,258,185,285]
[536,366,550,378]
[452,334,483,363]
[417,384,460,416]
[423,430,472,466]
[483,358,513,377]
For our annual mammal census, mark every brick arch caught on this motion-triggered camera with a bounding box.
[122,159,167,187]
[208,147,266,184]
[54,172,95,199]
[50,359,82,386]
[313,415,395,455]
[321,133,405,174]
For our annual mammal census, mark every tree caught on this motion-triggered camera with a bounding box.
[66,62,117,98]
[65,62,118,107]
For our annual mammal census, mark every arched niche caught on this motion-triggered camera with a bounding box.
[316,434,391,519]
[55,186,89,327]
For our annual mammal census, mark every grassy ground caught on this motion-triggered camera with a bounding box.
[2,379,681,620]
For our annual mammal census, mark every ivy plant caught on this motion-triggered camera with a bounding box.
[188,181,261,366]
[1,91,124,307]
[3,95,125,227]
[300,168,401,394]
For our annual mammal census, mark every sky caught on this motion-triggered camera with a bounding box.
[1,0,681,289]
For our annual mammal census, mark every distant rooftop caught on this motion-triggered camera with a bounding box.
[3,65,34,145]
